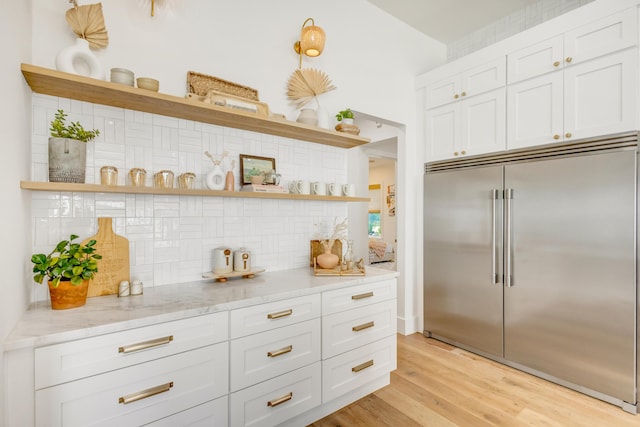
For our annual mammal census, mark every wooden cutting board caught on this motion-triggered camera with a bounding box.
[82,217,130,297]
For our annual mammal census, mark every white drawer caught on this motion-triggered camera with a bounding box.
[322,279,396,315]
[35,311,228,389]
[144,395,228,427]
[36,342,229,427]
[230,362,321,427]
[322,299,397,359]
[230,318,320,392]
[322,335,397,403]
[230,294,320,339]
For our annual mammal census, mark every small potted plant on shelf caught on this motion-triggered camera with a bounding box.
[49,109,100,184]
[335,108,360,135]
[31,234,102,310]
[335,108,354,125]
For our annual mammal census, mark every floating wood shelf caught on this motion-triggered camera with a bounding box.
[20,181,370,202]
[20,64,370,149]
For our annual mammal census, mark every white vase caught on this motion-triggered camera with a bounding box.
[206,164,226,190]
[55,38,105,80]
[316,106,330,129]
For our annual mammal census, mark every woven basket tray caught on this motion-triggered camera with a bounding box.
[187,71,259,101]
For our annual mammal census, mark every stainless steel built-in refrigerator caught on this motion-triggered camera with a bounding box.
[423,133,638,412]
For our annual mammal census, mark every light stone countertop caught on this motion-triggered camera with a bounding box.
[4,267,399,352]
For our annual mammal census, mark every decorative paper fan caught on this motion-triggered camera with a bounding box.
[287,68,336,109]
[65,1,109,49]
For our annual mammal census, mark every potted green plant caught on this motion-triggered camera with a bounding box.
[335,108,354,124]
[48,109,100,183]
[31,234,102,310]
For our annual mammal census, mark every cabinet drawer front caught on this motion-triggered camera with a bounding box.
[230,318,320,392]
[230,294,320,339]
[322,299,397,358]
[230,362,321,427]
[507,35,563,84]
[564,9,637,65]
[322,335,397,403]
[322,279,396,315]
[35,311,228,389]
[145,395,228,427]
[36,342,229,427]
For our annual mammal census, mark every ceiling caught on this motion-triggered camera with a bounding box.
[367,0,538,44]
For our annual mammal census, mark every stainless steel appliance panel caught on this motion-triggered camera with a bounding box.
[424,166,504,357]
[504,150,636,402]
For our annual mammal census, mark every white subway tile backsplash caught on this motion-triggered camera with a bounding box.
[30,94,352,301]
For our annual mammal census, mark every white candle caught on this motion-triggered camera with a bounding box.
[130,280,143,295]
[118,280,130,297]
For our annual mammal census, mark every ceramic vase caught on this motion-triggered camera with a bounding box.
[48,137,87,183]
[317,245,339,269]
[206,164,226,190]
[225,170,235,191]
[55,38,105,80]
[297,108,318,126]
[316,106,331,129]
[48,279,89,310]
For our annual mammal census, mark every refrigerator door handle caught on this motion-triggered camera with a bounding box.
[491,189,500,284]
[505,188,513,287]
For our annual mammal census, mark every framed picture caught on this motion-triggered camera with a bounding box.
[239,154,276,185]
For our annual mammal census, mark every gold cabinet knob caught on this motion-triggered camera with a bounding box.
[565,132,572,138]
[566,57,573,63]
[553,61,560,67]
[553,134,561,140]
[454,151,459,156]
[461,91,467,97]
[454,94,459,99]
[461,150,466,155]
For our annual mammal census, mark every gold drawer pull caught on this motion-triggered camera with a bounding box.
[352,360,374,373]
[267,345,293,358]
[351,291,374,300]
[267,309,293,319]
[267,392,293,407]
[118,336,173,354]
[118,381,173,404]
[352,321,375,332]
[553,61,560,67]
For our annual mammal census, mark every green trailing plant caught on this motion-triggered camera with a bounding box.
[49,109,100,142]
[31,234,102,287]
[335,108,354,122]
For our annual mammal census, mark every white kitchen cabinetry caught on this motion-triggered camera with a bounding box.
[426,88,506,161]
[508,49,637,149]
[425,57,505,109]
[508,9,636,84]
[34,312,229,427]
[320,279,397,403]
[229,294,322,426]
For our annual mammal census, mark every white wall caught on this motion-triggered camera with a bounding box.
[20,0,446,325]
[0,1,32,425]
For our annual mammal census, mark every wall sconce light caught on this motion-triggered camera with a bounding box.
[293,18,326,68]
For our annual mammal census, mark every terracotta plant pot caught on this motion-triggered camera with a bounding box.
[48,280,90,310]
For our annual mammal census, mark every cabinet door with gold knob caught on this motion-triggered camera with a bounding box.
[425,103,460,161]
[425,74,461,109]
[507,35,563,84]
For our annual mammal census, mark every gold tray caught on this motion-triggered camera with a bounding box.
[202,267,265,282]
[313,264,365,277]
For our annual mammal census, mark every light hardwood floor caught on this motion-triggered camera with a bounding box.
[310,333,639,426]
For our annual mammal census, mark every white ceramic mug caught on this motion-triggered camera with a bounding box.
[312,181,326,195]
[288,181,299,194]
[329,182,342,196]
[296,180,311,195]
[342,183,355,197]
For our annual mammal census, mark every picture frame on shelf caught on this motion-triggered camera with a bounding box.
[239,154,276,185]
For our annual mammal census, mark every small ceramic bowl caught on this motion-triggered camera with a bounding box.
[137,77,159,92]
[110,68,134,86]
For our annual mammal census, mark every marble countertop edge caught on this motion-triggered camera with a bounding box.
[4,267,399,352]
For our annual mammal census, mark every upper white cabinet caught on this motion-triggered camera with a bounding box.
[508,9,637,84]
[426,88,506,161]
[426,57,506,109]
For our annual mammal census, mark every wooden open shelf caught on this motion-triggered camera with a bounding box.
[21,64,370,149]
[20,181,370,202]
